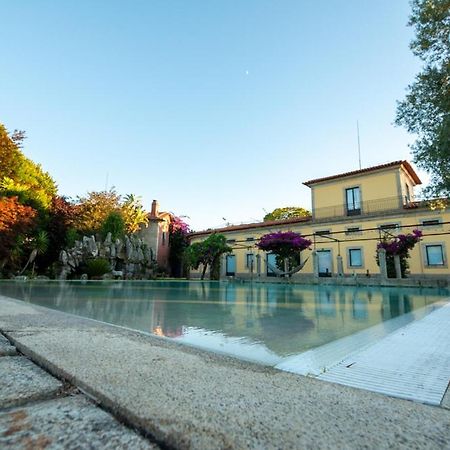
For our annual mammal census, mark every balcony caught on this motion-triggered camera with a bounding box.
[312,196,436,222]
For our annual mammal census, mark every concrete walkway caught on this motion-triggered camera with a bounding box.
[0,334,158,449]
[1,294,449,449]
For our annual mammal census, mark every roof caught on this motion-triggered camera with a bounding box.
[302,160,422,187]
[189,215,312,238]
[146,211,172,222]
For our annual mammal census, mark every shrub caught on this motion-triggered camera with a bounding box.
[256,231,311,259]
[377,229,422,278]
[85,258,111,278]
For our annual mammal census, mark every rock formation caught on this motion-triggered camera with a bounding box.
[59,233,154,280]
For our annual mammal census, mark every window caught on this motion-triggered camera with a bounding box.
[246,237,254,242]
[405,184,411,203]
[226,239,236,244]
[246,253,254,269]
[317,250,332,276]
[162,232,166,246]
[314,229,331,236]
[379,223,400,231]
[345,226,361,235]
[425,245,445,266]
[421,219,441,227]
[226,254,236,275]
[266,253,277,277]
[346,187,361,216]
[348,248,363,267]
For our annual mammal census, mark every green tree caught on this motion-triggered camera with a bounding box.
[73,189,122,235]
[101,211,126,240]
[263,206,310,222]
[38,196,77,272]
[74,190,149,236]
[20,230,49,276]
[396,0,450,196]
[185,233,231,280]
[0,125,19,179]
[0,124,57,210]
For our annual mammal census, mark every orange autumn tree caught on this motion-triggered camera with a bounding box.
[0,196,37,272]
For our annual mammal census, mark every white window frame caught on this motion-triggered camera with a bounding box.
[423,243,447,268]
[347,247,364,268]
[420,218,442,229]
[345,226,362,235]
[314,229,331,236]
[345,186,362,216]
[226,254,236,275]
[378,222,401,234]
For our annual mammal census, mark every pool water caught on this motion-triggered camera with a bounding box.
[0,280,448,365]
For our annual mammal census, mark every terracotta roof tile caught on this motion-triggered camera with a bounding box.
[189,216,312,238]
[303,160,422,186]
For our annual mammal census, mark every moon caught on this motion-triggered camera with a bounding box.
[245,70,249,75]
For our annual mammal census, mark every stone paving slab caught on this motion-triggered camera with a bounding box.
[0,394,159,449]
[1,295,450,449]
[0,356,63,409]
[0,335,16,356]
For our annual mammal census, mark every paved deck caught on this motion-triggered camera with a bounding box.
[0,339,158,449]
[0,294,449,449]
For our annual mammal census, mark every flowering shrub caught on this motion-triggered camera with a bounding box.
[377,229,422,278]
[169,215,190,277]
[256,231,311,260]
[169,215,190,235]
[377,229,422,257]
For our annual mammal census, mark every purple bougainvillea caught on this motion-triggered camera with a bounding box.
[377,229,422,257]
[256,231,311,259]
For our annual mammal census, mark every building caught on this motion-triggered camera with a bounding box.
[139,200,172,271]
[189,161,450,282]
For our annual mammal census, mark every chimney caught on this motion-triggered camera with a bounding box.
[150,200,159,218]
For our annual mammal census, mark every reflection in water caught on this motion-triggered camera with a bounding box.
[0,280,447,364]
[381,292,412,319]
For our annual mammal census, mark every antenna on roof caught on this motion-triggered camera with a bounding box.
[357,120,362,170]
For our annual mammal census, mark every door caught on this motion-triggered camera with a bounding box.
[266,253,277,277]
[346,187,361,216]
[226,255,236,276]
[317,250,332,277]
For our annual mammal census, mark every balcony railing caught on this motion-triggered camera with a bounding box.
[311,196,439,222]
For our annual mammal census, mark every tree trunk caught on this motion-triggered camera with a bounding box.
[201,264,208,280]
[210,257,221,280]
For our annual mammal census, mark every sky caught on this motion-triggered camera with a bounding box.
[1,0,424,231]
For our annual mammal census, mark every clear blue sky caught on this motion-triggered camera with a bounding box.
[1,0,423,231]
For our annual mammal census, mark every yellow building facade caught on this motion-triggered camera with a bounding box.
[189,161,450,283]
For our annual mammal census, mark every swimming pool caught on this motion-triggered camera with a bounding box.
[0,280,447,365]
